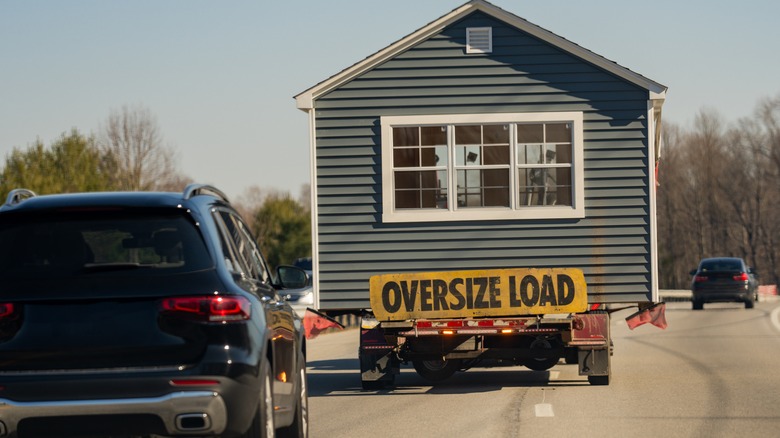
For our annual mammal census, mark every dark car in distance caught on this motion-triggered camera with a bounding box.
[690,257,759,310]
[0,185,308,437]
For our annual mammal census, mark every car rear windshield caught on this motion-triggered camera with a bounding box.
[699,260,742,271]
[0,209,213,279]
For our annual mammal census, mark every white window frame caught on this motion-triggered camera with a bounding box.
[381,112,585,223]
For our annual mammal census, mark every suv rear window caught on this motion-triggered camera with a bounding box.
[0,209,212,279]
[699,260,741,271]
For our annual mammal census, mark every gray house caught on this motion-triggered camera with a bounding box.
[295,0,667,312]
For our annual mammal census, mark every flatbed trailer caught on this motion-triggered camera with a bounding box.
[353,267,624,387]
[359,310,612,388]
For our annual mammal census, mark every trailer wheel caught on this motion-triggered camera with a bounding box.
[412,359,461,382]
[523,337,561,371]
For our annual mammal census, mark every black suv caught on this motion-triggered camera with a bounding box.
[690,257,759,310]
[0,185,308,437]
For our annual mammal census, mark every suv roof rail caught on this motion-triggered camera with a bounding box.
[183,184,230,203]
[5,188,37,206]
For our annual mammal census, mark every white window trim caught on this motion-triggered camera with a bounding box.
[381,112,585,223]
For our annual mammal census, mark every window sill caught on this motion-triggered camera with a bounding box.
[382,206,584,223]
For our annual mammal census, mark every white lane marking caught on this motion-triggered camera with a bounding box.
[548,371,560,381]
[771,306,780,332]
[535,404,555,417]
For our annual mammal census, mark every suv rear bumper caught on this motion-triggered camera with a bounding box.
[0,391,227,436]
[693,289,751,303]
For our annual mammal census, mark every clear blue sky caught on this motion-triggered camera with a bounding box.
[2,0,778,200]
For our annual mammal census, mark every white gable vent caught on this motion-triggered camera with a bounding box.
[466,27,492,54]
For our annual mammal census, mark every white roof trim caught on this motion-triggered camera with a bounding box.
[295,0,667,110]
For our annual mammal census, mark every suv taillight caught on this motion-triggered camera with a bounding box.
[161,296,251,322]
[733,272,749,282]
[0,303,14,319]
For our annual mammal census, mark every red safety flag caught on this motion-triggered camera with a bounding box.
[625,302,667,330]
[303,308,344,340]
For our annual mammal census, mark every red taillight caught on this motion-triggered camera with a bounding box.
[694,275,708,283]
[733,272,749,282]
[161,296,251,322]
[0,303,14,319]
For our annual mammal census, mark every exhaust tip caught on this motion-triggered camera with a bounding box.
[176,413,211,431]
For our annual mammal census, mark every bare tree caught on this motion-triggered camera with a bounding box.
[658,98,780,289]
[99,105,184,191]
[755,95,780,285]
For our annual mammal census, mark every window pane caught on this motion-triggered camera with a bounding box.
[543,144,557,164]
[457,169,481,194]
[394,170,447,210]
[483,168,509,188]
[456,169,509,208]
[395,171,419,189]
[518,144,543,165]
[483,145,509,165]
[421,126,446,146]
[554,144,572,165]
[395,190,420,209]
[435,145,448,166]
[455,125,481,145]
[394,148,419,168]
[546,123,572,143]
[484,187,510,207]
[420,146,448,167]
[553,168,572,206]
[483,124,509,144]
[518,168,572,206]
[517,123,543,143]
[393,127,419,146]
[456,145,481,166]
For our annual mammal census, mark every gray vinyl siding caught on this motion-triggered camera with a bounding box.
[312,12,654,310]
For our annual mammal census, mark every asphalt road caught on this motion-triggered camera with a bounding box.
[305,299,780,438]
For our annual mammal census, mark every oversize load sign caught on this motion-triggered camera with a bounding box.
[369,268,587,321]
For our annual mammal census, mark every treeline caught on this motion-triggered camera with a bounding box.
[0,105,311,268]
[7,98,779,286]
[658,94,780,289]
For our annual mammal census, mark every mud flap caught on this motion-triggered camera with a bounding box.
[359,316,399,389]
[360,349,399,388]
[573,312,611,385]
[579,347,611,385]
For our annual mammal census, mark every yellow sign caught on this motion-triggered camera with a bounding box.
[369,268,587,321]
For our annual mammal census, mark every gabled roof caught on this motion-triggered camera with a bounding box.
[295,0,667,110]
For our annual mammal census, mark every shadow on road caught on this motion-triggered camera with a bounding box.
[307,358,588,397]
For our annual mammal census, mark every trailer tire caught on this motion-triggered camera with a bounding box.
[523,337,561,371]
[413,359,461,382]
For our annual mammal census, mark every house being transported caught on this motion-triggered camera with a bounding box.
[295,0,667,314]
